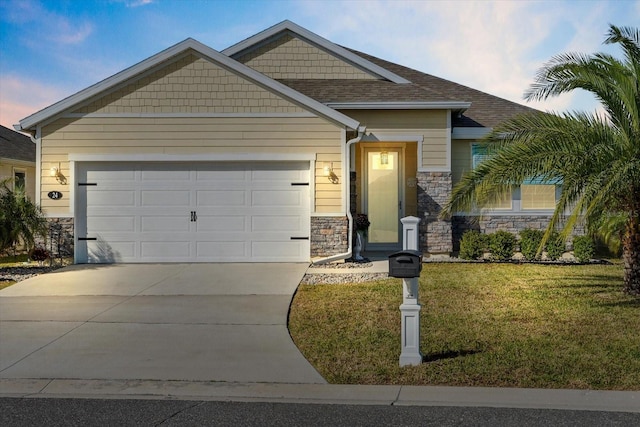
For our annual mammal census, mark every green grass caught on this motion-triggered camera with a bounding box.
[289,263,640,390]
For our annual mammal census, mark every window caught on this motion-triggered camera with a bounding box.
[13,170,26,191]
[521,184,556,210]
[471,144,511,209]
[471,143,557,212]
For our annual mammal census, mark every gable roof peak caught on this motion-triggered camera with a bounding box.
[222,20,411,85]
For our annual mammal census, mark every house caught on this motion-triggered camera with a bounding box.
[14,20,555,264]
[0,125,36,201]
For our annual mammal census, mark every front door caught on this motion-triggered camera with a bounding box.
[364,149,402,251]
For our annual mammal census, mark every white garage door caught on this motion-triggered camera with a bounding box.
[76,162,310,263]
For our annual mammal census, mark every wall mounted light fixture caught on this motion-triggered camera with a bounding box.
[50,164,66,184]
[323,162,333,176]
[380,150,389,165]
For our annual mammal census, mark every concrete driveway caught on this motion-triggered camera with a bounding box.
[0,263,325,384]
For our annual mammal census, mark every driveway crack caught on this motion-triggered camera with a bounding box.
[155,400,206,426]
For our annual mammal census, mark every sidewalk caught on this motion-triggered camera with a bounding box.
[2,379,639,413]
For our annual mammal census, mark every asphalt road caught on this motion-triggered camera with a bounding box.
[2,398,639,426]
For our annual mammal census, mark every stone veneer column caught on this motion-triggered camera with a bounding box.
[417,172,453,254]
[310,216,349,257]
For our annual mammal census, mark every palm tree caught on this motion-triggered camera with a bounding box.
[441,24,640,295]
[0,178,48,254]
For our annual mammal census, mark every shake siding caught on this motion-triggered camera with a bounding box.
[40,117,343,215]
[339,110,448,169]
[75,53,304,115]
[236,34,376,80]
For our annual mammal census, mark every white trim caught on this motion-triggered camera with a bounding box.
[43,214,74,219]
[310,212,347,217]
[223,20,411,85]
[18,38,360,131]
[446,110,452,172]
[35,126,41,206]
[328,101,470,110]
[68,153,316,162]
[418,166,452,173]
[62,112,319,119]
[452,127,492,139]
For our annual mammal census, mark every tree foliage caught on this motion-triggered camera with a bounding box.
[0,179,48,254]
[441,25,640,294]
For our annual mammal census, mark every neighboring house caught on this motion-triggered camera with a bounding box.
[15,20,555,264]
[0,125,36,201]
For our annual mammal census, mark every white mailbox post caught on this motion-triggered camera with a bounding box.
[399,216,422,367]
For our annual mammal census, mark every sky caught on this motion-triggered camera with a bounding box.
[1,0,638,130]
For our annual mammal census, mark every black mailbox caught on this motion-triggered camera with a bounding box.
[388,250,423,278]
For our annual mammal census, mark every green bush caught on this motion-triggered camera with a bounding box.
[573,235,595,263]
[459,230,487,260]
[519,229,544,261]
[545,231,565,261]
[488,230,516,261]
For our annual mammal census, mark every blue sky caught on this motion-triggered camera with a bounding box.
[1,0,638,129]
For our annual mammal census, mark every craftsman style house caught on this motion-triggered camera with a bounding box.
[15,21,553,263]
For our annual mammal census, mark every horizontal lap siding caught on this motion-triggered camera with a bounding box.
[40,116,342,215]
[338,110,449,169]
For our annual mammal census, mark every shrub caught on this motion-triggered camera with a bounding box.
[545,231,565,261]
[459,230,487,260]
[488,230,516,261]
[573,235,595,263]
[29,246,50,262]
[519,229,544,261]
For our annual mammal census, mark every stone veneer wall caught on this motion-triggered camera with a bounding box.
[452,215,585,252]
[35,217,74,258]
[310,216,349,257]
[417,172,453,253]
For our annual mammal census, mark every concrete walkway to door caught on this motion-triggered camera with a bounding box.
[0,263,325,384]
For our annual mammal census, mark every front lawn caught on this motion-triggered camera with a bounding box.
[289,263,640,390]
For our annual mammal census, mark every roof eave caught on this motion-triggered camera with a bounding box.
[327,101,471,111]
[222,20,412,85]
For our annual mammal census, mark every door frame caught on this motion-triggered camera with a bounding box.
[360,142,406,251]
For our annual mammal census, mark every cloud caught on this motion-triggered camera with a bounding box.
[294,0,624,114]
[3,0,93,46]
[0,75,71,128]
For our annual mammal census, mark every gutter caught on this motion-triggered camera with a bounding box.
[312,125,366,265]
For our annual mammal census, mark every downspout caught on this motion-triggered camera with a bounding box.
[312,125,366,265]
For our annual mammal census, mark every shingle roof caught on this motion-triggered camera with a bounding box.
[0,125,35,163]
[346,48,539,128]
[275,46,538,129]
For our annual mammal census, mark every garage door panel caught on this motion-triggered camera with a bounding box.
[78,161,309,263]
[252,215,305,232]
[196,216,245,232]
[141,241,190,258]
[141,216,190,232]
[142,190,191,206]
[252,241,305,260]
[251,190,303,207]
[196,190,247,206]
[87,216,136,233]
[86,190,135,206]
[196,241,247,259]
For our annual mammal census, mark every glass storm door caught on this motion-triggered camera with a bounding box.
[365,150,401,249]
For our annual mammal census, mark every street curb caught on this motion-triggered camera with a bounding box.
[1,379,638,413]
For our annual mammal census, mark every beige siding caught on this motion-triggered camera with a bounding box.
[236,34,377,80]
[451,139,473,185]
[75,53,304,115]
[40,117,343,215]
[342,110,449,169]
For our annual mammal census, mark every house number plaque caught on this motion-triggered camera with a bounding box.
[48,191,63,200]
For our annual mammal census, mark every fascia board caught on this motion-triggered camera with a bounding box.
[222,20,411,85]
[328,101,471,110]
[452,127,492,139]
[18,38,360,132]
